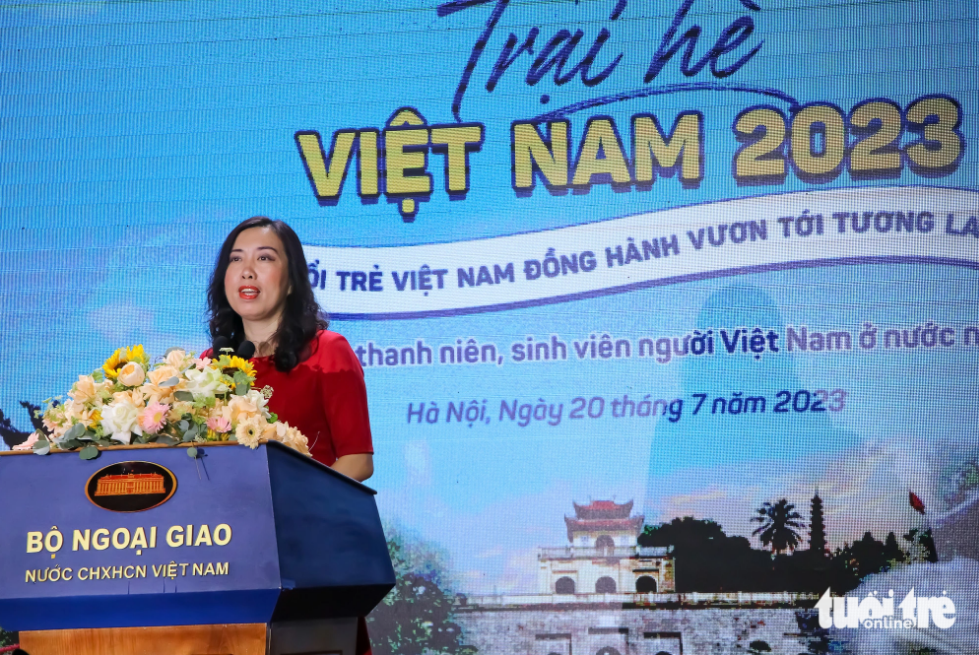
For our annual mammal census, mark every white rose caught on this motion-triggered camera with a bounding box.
[244,389,271,418]
[184,366,229,396]
[101,401,143,444]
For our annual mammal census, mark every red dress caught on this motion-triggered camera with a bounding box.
[249,329,373,465]
[208,329,375,654]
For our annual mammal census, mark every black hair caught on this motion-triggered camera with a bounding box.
[207,216,327,371]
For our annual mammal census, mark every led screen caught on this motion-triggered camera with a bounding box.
[2,1,978,653]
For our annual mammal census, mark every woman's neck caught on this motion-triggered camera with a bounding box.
[242,315,281,357]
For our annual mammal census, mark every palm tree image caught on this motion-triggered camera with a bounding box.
[751,499,805,555]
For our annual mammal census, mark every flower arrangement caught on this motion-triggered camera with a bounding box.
[18,345,309,459]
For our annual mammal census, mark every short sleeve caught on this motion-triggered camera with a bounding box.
[316,333,374,458]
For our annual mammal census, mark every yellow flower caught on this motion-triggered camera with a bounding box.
[227,395,260,424]
[142,365,182,404]
[112,389,146,408]
[165,349,188,370]
[103,345,148,379]
[220,355,256,380]
[167,401,194,423]
[205,429,221,442]
[264,421,310,456]
[284,426,310,455]
[235,417,263,449]
[70,375,100,404]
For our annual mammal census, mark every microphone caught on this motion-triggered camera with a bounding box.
[212,336,256,359]
[212,336,232,355]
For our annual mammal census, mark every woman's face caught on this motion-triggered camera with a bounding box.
[224,226,291,325]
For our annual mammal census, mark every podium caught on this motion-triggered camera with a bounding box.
[0,441,396,655]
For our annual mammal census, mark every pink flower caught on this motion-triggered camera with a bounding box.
[13,432,39,451]
[138,402,169,434]
[206,416,231,434]
[194,357,211,370]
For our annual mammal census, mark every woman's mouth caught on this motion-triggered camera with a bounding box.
[239,286,259,300]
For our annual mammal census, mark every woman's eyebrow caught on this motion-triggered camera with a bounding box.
[229,246,279,253]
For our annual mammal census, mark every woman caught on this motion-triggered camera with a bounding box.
[207,216,376,653]
[206,216,374,481]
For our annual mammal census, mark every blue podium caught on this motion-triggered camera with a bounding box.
[0,440,395,655]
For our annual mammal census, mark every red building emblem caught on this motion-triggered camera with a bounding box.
[94,472,167,497]
[86,461,177,512]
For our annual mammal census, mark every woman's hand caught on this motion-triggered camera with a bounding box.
[332,453,374,482]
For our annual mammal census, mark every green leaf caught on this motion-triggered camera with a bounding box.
[187,447,198,458]
[65,422,86,440]
[32,437,51,456]
[268,412,278,423]
[182,425,199,442]
[177,420,190,431]
[61,438,83,450]
[79,445,100,460]
[233,371,250,396]
[160,376,180,388]
[156,435,177,446]
[174,390,194,403]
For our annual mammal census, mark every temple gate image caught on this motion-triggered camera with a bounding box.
[538,500,675,595]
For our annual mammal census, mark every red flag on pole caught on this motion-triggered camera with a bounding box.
[909,490,926,515]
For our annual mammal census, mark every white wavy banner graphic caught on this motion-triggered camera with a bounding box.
[303,187,979,319]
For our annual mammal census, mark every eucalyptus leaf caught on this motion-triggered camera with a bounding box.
[174,390,194,403]
[177,420,190,431]
[96,439,115,447]
[182,426,199,442]
[187,446,198,458]
[65,422,86,440]
[79,445,100,460]
[160,376,180,388]
[33,437,51,456]
[156,435,177,446]
[61,438,83,450]
[233,370,250,395]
